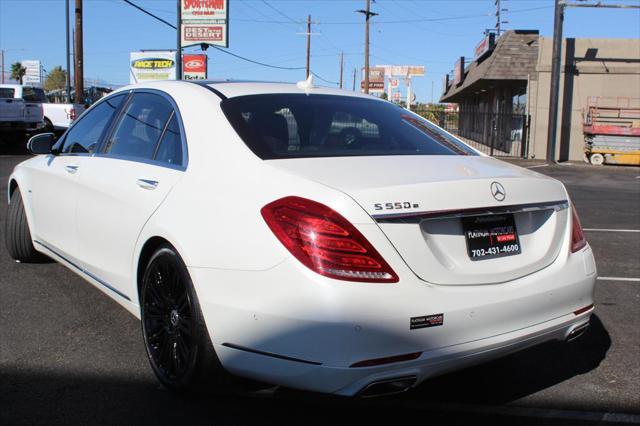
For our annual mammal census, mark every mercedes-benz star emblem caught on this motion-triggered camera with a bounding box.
[490,182,506,202]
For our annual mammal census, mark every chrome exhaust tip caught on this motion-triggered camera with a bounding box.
[359,376,417,398]
[566,323,589,342]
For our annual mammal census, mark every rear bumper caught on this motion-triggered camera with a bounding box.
[189,245,596,395]
[213,309,592,396]
[0,121,44,131]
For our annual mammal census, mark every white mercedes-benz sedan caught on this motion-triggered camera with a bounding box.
[6,79,596,397]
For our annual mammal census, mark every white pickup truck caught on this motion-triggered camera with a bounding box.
[0,84,86,133]
[0,84,45,133]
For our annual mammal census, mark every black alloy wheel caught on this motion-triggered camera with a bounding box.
[140,245,221,391]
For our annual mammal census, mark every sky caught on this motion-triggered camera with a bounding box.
[1,0,639,102]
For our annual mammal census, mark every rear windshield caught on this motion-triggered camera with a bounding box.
[0,88,15,98]
[221,94,476,159]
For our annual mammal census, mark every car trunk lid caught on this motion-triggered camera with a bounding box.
[267,155,569,285]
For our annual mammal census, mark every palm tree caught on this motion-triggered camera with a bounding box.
[11,62,26,84]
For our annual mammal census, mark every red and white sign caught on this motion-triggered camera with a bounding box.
[183,26,224,42]
[182,0,227,19]
[183,54,207,80]
[390,78,399,89]
[360,67,385,93]
[181,0,228,48]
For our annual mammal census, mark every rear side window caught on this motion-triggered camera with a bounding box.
[60,94,125,154]
[103,93,174,161]
[0,88,15,98]
[154,114,183,166]
[221,94,476,159]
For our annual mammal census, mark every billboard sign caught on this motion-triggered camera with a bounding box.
[181,0,228,48]
[182,54,207,80]
[21,60,42,85]
[130,51,177,84]
[376,65,425,77]
[361,67,385,93]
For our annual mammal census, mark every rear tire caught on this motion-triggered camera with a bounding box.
[5,188,46,263]
[140,244,227,392]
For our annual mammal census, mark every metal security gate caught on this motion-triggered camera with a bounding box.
[417,108,530,159]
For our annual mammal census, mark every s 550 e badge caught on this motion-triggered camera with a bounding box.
[374,202,420,211]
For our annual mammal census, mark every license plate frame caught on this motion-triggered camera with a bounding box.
[462,214,521,261]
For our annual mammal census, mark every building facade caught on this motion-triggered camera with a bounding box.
[441,30,640,161]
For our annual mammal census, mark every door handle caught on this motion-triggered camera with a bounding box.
[136,179,159,190]
[64,165,79,174]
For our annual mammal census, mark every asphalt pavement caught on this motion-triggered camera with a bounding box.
[1,136,639,426]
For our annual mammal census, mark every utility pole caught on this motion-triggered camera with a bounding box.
[357,0,378,94]
[176,0,182,80]
[74,0,84,104]
[339,51,344,89]
[546,0,564,163]
[306,15,311,79]
[65,0,71,102]
[1,50,4,84]
[352,68,356,91]
[431,80,434,105]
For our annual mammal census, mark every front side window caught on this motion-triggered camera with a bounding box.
[60,94,125,154]
[221,94,477,159]
[103,93,174,161]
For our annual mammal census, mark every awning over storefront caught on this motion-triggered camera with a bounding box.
[441,30,539,103]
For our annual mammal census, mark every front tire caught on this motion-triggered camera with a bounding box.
[590,153,605,166]
[140,244,225,392]
[5,188,45,263]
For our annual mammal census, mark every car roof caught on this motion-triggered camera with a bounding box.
[113,79,384,102]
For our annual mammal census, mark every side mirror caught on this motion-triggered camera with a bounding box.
[27,133,56,155]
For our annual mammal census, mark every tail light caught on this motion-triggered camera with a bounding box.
[261,196,398,283]
[570,203,587,253]
[69,108,76,121]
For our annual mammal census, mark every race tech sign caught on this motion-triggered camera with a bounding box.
[130,51,177,84]
[181,0,228,48]
[183,54,207,80]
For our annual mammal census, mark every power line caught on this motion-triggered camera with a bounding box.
[208,44,305,70]
[122,0,176,29]
[119,0,339,80]
[231,5,554,25]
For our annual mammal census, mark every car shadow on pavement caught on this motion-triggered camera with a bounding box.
[405,314,611,407]
[0,134,29,155]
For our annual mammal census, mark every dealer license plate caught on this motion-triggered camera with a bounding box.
[462,214,521,261]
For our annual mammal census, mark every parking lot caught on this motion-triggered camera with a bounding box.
[1,135,639,426]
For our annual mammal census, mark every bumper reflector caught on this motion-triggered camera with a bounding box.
[573,304,594,316]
